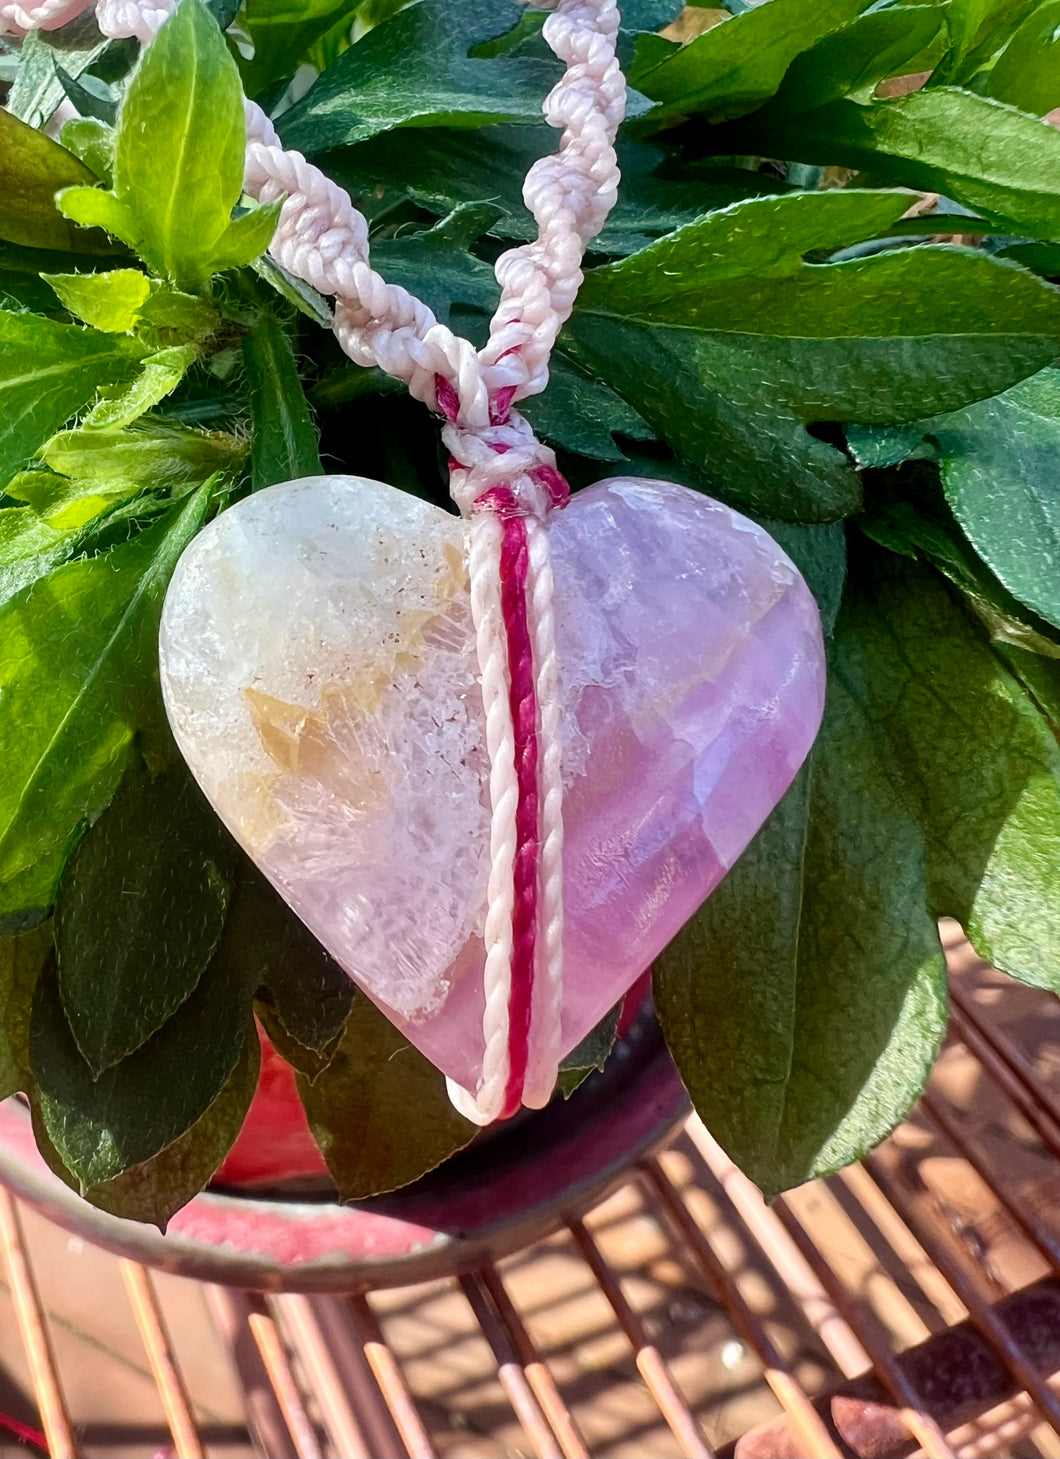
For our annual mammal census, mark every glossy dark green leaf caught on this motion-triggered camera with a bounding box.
[30,917,258,1189]
[58,0,279,289]
[278,0,561,154]
[6,11,111,132]
[522,353,653,461]
[765,519,848,638]
[55,764,236,1074]
[557,1004,620,1097]
[629,0,872,121]
[0,484,214,891]
[568,191,1060,520]
[857,470,1060,661]
[0,309,144,488]
[298,997,476,1201]
[0,106,110,253]
[222,858,355,1076]
[767,6,947,115]
[983,0,1060,117]
[329,126,783,257]
[656,682,947,1197]
[838,543,1060,995]
[244,312,323,490]
[752,90,1060,241]
[0,923,53,1100]
[70,1028,259,1229]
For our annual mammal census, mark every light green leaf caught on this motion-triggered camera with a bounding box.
[629,0,873,121]
[0,923,53,1100]
[298,997,476,1201]
[7,472,142,532]
[0,310,145,488]
[58,118,114,185]
[44,267,151,332]
[982,0,1060,118]
[0,853,73,932]
[41,420,247,487]
[83,345,200,431]
[0,484,214,888]
[0,507,76,609]
[55,763,237,1074]
[243,311,322,490]
[568,191,1060,521]
[278,0,561,154]
[0,107,114,254]
[58,0,270,289]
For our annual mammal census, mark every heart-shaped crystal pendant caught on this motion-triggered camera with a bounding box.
[159,475,825,1093]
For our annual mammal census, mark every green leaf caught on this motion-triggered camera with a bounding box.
[930,0,1040,87]
[241,0,364,96]
[32,1025,259,1230]
[568,191,1060,521]
[557,1004,621,1097]
[329,126,782,257]
[6,469,142,532]
[82,345,200,431]
[766,519,848,638]
[767,6,947,115]
[0,923,52,1100]
[655,644,948,1197]
[749,90,1060,241]
[30,908,258,1189]
[858,467,1060,661]
[0,483,215,889]
[59,118,115,185]
[6,11,112,132]
[220,858,355,1079]
[297,997,476,1201]
[0,105,113,253]
[278,0,562,154]
[522,353,653,461]
[0,310,145,489]
[41,419,247,488]
[0,507,77,610]
[43,267,151,333]
[629,0,872,121]
[243,311,322,490]
[0,853,71,933]
[920,371,1060,632]
[983,0,1060,120]
[838,542,1060,995]
[58,0,274,289]
[54,763,236,1074]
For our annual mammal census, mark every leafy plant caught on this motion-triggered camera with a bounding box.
[4,0,1060,1223]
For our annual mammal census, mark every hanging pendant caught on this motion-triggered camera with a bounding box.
[159,475,826,1096]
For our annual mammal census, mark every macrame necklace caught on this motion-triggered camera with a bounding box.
[10,0,827,1124]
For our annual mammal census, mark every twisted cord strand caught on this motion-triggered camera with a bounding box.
[15,0,625,1122]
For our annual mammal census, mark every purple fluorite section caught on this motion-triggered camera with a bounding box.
[160,474,825,1094]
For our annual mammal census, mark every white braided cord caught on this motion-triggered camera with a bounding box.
[446,512,517,1126]
[15,0,626,1121]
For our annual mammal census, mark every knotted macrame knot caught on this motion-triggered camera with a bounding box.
[438,379,569,521]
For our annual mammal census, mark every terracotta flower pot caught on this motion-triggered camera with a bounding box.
[0,1008,687,1292]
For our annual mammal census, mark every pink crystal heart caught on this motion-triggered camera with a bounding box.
[159,475,825,1093]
